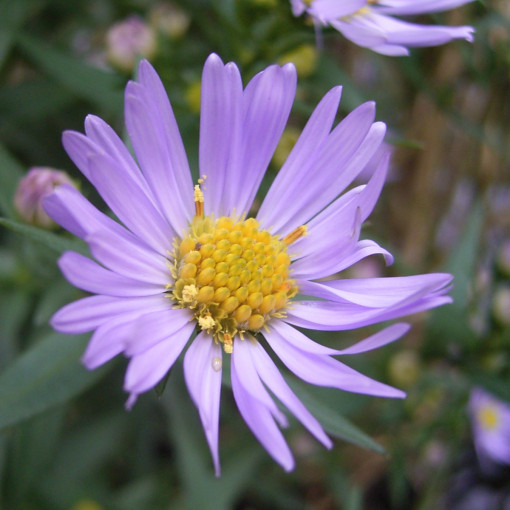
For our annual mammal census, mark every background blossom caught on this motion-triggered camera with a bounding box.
[291,0,475,55]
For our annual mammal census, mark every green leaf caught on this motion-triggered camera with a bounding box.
[0,217,87,255]
[446,202,483,310]
[0,78,75,122]
[288,380,385,454]
[0,332,108,430]
[426,202,483,345]
[7,407,65,505]
[0,143,24,217]
[16,34,123,115]
[0,289,31,370]
[0,0,41,68]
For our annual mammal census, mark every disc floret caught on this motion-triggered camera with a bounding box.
[170,214,300,353]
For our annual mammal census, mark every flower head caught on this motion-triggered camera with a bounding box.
[291,0,475,55]
[15,167,75,229]
[44,54,452,474]
[469,388,510,468]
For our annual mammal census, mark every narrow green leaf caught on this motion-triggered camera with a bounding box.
[288,380,385,454]
[0,332,107,430]
[0,143,24,217]
[7,407,65,504]
[445,202,483,310]
[0,217,87,255]
[0,0,41,68]
[426,202,483,344]
[0,78,75,122]
[16,34,123,114]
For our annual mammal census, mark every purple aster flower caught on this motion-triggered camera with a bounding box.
[44,54,452,474]
[291,0,475,55]
[469,388,510,469]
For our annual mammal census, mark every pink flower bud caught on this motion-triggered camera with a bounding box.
[14,167,75,229]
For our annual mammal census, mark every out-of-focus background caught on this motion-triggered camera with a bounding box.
[0,1,509,509]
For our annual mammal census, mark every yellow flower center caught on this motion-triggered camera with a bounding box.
[168,180,305,354]
[478,405,500,431]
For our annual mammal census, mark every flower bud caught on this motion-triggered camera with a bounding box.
[14,167,75,229]
[106,16,157,73]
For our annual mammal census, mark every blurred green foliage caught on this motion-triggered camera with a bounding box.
[1,0,509,509]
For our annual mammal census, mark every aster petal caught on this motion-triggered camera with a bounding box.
[257,86,342,229]
[124,81,193,233]
[329,17,388,50]
[247,340,332,448]
[86,152,176,253]
[82,316,134,369]
[232,339,288,426]
[272,319,409,355]
[137,60,194,201]
[303,273,453,307]
[62,130,159,225]
[231,355,294,471]
[376,0,476,15]
[83,115,151,194]
[87,230,169,286]
[265,326,405,398]
[43,184,128,241]
[370,44,411,56]
[286,292,452,331]
[124,320,194,395]
[124,308,194,356]
[200,54,244,217]
[61,130,99,183]
[291,152,389,261]
[335,323,410,354]
[371,13,475,46]
[270,319,340,355]
[293,237,395,282]
[51,295,169,334]
[183,332,223,476]
[227,63,297,216]
[290,0,306,16]
[260,105,385,233]
[58,251,163,297]
[291,206,363,280]
[308,0,366,21]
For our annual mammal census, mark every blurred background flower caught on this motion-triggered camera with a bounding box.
[105,15,157,72]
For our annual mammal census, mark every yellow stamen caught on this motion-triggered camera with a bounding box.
[194,184,204,217]
[283,225,307,245]
[182,284,198,303]
[223,333,233,354]
[199,314,215,330]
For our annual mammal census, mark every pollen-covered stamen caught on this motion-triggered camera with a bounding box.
[194,184,204,217]
[283,225,307,245]
[170,215,299,354]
